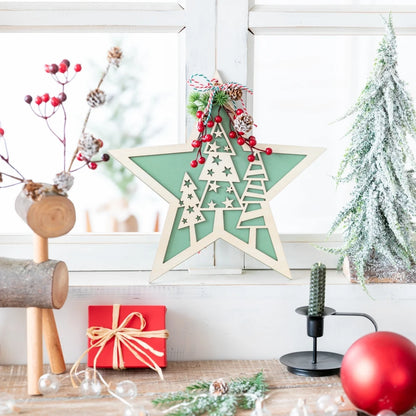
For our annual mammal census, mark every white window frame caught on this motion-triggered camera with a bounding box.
[1,1,415,276]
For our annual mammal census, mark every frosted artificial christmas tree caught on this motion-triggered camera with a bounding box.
[331,15,416,284]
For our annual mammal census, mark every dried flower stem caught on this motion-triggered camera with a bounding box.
[67,63,111,173]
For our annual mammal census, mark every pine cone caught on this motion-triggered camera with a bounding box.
[226,87,243,101]
[234,113,254,134]
[86,88,106,108]
[107,46,123,67]
[23,180,49,201]
[53,171,74,193]
[79,133,101,159]
[209,379,229,396]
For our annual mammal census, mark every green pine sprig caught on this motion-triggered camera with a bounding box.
[185,380,211,392]
[187,90,230,118]
[152,371,268,416]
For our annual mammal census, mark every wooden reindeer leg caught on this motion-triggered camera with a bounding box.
[33,235,66,375]
[42,309,66,374]
[27,234,47,395]
[27,306,43,395]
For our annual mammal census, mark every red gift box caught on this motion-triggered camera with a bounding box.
[87,304,168,371]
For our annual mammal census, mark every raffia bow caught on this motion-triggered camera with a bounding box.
[70,304,169,386]
[187,73,253,123]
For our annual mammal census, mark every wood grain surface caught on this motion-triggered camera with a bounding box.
[2,360,413,415]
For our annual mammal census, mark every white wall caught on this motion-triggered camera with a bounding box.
[0,270,415,365]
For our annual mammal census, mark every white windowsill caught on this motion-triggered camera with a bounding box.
[69,268,349,286]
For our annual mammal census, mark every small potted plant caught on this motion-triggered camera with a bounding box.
[328,16,416,286]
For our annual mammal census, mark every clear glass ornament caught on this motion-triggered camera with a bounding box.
[377,411,397,416]
[316,395,338,416]
[115,380,138,399]
[251,396,272,416]
[290,399,313,416]
[79,369,102,398]
[123,405,149,416]
[38,373,60,395]
[0,393,15,415]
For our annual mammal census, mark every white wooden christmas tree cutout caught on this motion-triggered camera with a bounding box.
[110,75,324,282]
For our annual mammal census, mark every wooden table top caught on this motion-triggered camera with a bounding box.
[0,360,415,415]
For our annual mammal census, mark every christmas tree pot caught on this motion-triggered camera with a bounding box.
[343,256,416,284]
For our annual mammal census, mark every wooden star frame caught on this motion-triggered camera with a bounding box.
[110,103,324,281]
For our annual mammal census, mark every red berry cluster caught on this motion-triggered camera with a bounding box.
[23,59,109,173]
[190,107,272,168]
[24,59,81,119]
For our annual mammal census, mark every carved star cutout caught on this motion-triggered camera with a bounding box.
[208,181,220,192]
[212,155,222,165]
[207,201,216,209]
[223,197,234,208]
[207,141,220,152]
[110,77,324,282]
[214,130,223,138]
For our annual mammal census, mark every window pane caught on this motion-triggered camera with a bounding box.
[253,34,416,234]
[0,33,178,233]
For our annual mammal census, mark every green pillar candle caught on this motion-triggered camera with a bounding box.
[308,262,326,317]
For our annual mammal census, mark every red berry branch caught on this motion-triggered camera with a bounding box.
[190,104,272,168]
[0,47,122,197]
[0,127,26,188]
[187,76,272,168]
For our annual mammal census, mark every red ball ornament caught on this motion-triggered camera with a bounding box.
[190,160,198,168]
[341,331,416,415]
[88,162,98,170]
[74,63,82,72]
[77,153,84,161]
[197,122,204,133]
[237,137,245,146]
[191,139,201,148]
[44,64,50,73]
[265,147,272,155]
[35,96,42,105]
[0,128,4,136]
[247,154,255,162]
[198,156,206,164]
[202,134,213,142]
[229,131,237,139]
[196,110,203,119]
[207,120,214,128]
[214,115,222,123]
[236,108,244,115]
[42,93,50,103]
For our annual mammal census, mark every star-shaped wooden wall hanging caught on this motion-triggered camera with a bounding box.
[110,76,324,282]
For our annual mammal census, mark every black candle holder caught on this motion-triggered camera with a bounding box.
[280,306,378,377]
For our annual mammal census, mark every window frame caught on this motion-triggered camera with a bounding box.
[1,1,414,275]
